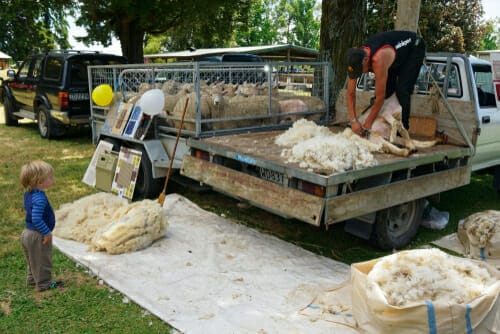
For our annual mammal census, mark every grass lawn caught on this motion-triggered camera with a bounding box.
[1,112,499,332]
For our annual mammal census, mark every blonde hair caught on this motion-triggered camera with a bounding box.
[20,160,54,191]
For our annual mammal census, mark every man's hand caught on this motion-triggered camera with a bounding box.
[42,234,52,245]
[351,120,363,136]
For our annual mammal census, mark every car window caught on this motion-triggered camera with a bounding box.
[69,57,126,84]
[473,63,496,107]
[17,59,31,79]
[31,57,43,79]
[44,56,63,81]
[415,62,462,97]
[356,61,463,98]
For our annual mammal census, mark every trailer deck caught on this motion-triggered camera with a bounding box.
[181,126,472,226]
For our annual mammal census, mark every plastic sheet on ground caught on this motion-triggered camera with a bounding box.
[54,194,357,334]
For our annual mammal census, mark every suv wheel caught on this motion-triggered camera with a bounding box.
[3,96,19,126]
[38,105,57,139]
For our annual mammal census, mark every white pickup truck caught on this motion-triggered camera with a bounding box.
[88,52,500,250]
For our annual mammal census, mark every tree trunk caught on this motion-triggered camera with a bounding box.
[319,0,367,118]
[117,18,146,64]
[395,0,421,32]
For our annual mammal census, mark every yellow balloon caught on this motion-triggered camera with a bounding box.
[92,84,113,106]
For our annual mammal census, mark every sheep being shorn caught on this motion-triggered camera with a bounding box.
[359,93,441,154]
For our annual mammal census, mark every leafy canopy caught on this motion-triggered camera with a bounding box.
[0,0,72,61]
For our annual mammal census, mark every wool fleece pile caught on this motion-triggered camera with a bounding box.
[54,193,168,254]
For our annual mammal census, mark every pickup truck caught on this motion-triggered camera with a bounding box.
[87,53,500,249]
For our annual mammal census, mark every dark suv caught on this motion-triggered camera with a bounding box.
[1,50,126,138]
[198,53,268,84]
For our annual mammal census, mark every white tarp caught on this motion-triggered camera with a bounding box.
[54,194,356,334]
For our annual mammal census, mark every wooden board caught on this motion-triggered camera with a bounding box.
[181,155,324,226]
[325,166,471,224]
[199,127,467,178]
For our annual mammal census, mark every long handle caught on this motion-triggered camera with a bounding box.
[160,97,189,198]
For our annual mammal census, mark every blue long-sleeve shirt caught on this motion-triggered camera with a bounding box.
[24,190,55,236]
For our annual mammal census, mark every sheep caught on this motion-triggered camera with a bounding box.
[277,99,309,123]
[161,86,190,121]
[54,193,168,254]
[161,79,179,95]
[170,91,213,131]
[210,84,280,130]
[358,93,441,156]
[276,93,326,123]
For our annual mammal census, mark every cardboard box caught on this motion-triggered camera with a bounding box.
[409,116,437,140]
[95,151,118,192]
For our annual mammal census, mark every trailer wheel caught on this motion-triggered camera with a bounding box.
[493,166,500,195]
[373,199,425,250]
[3,96,19,126]
[133,146,164,200]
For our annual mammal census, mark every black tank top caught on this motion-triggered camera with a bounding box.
[363,31,418,69]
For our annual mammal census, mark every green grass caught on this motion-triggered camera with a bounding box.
[1,118,499,332]
[0,122,172,333]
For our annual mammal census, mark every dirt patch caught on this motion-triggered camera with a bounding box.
[0,298,11,316]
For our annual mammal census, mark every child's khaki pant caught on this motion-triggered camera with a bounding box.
[20,229,52,291]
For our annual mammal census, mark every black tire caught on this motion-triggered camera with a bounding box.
[3,96,19,126]
[372,199,425,250]
[37,105,56,139]
[493,166,500,195]
[133,146,164,200]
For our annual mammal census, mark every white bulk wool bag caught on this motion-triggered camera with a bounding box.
[351,249,500,334]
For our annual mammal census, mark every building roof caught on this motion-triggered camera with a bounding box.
[144,44,319,62]
[0,51,11,60]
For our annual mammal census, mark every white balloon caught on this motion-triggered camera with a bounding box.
[137,89,164,116]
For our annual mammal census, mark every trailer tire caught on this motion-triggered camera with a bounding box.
[493,166,500,195]
[133,146,164,200]
[373,199,425,250]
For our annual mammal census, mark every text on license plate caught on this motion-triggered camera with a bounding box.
[258,167,284,184]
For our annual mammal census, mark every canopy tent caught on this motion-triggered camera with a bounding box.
[144,44,319,63]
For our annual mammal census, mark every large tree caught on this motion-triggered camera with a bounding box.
[319,0,366,112]
[0,0,72,61]
[277,0,320,49]
[366,0,486,52]
[76,0,252,63]
[234,0,280,46]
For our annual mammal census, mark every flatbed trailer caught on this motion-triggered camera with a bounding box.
[88,53,500,249]
[182,128,470,226]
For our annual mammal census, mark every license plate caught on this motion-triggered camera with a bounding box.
[69,92,89,101]
[258,167,284,184]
